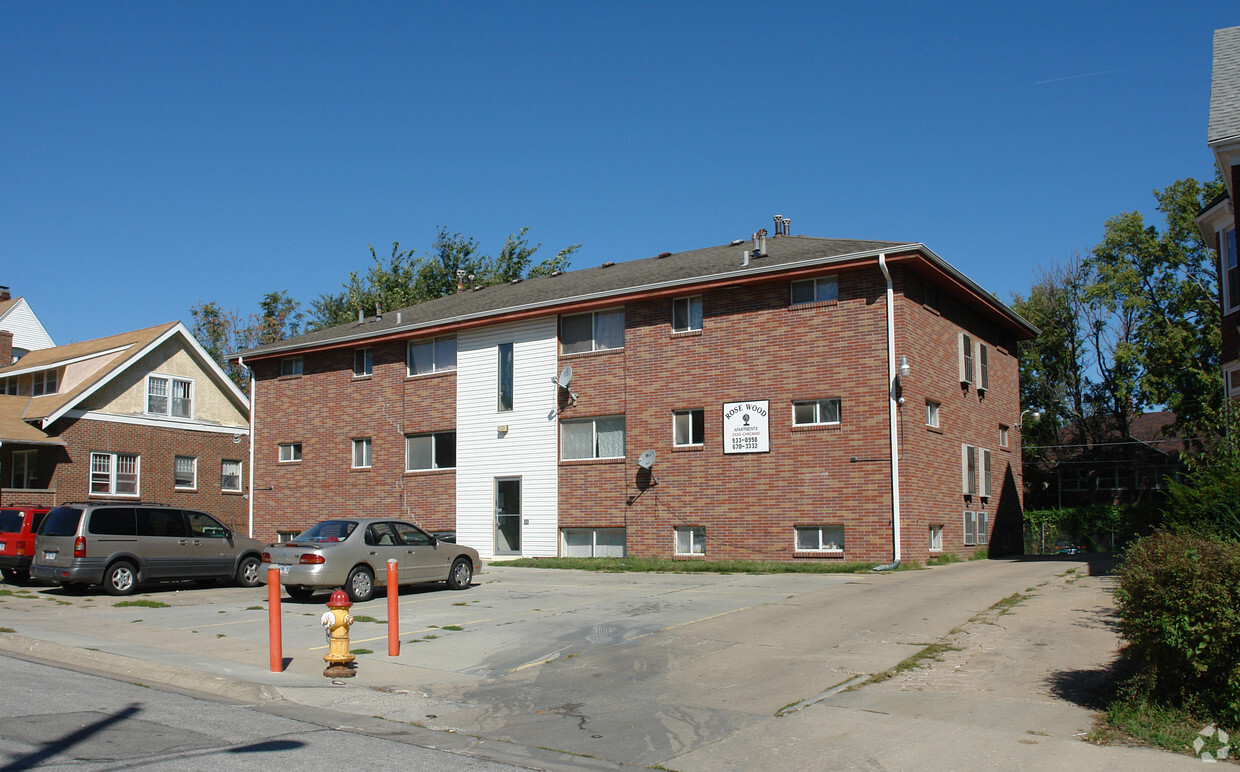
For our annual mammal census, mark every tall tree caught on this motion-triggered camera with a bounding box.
[189,290,303,389]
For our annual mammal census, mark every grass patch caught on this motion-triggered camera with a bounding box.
[245,606,263,611]
[927,553,961,566]
[440,625,464,632]
[351,648,373,655]
[969,548,990,561]
[992,592,1028,615]
[0,626,15,633]
[855,642,960,688]
[1095,697,1235,760]
[496,556,877,574]
[351,615,381,624]
[114,600,170,608]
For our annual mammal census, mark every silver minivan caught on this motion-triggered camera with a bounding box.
[32,503,265,595]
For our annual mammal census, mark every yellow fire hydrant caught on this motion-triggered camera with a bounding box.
[320,589,356,678]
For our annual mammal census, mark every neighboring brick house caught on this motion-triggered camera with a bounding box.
[1201,26,1240,394]
[235,228,1036,563]
[0,322,251,531]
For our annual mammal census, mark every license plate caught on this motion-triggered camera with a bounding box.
[43,551,56,561]
[0,541,5,550]
[278,564,291,575]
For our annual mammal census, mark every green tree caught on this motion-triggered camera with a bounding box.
[189,290,303,389]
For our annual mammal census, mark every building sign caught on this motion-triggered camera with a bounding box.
[722,400,769,454]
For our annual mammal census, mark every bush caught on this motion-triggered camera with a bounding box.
[1114,530,1240,724]
[1162,463,1240,541]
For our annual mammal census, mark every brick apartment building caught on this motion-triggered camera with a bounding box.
[1201,26,1240,396]
[235,228,1036,563]
[0,322,251,530]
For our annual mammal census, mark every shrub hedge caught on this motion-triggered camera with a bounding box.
[1114,530,1240,724]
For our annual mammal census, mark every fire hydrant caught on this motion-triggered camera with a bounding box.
[320,589,356,678]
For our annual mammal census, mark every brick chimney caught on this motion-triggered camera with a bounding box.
[0,330,12,366]
[0,286,10,302]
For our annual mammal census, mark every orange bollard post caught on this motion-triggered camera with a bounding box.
[387,558,399,656]
[268,566,283,672]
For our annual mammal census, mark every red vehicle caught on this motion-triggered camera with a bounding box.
[0,506,50,584]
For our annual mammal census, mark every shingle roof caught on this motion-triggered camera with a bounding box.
[0,396,64,445]
[1210,26,1240,145]
[236,235,1036,360]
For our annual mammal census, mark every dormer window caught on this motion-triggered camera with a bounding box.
[31,369,59,396]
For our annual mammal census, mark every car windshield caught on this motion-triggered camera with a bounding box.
[294,520,357,543]
[0,509,24,533]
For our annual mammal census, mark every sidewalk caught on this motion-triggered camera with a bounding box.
[0,561,1209,770]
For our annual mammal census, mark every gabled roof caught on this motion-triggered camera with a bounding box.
[0,322,249,432]
[235,236,1037,361]
[1209,26,1240,147]
[0,396,65,445]
[0,295,55,354]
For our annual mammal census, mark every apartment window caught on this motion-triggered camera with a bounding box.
[926,400,941,428]
[353,348,373,377]
[497,342,514,412]
[672,296,703,333]
[1,377,16,395]
[277,530,300,543]
[279,443,302,463]
[405,432,456,471]
[11,449,36,488]
[280,357,304,377]
[1228,364,1240,398]
[959,333,974,384]
[90,452,140,496]
[962,444,978,496]
[999,424,1010,448]
[221,459,242,492]
[561,416,625,460]
[793,398,841,426]
[407,337,457,376]
[964,510,989,547]
[674,526,705,555]
[147,375,193,418]
[562,528,626,557]
[929,525,943,552]
[352,438,372,469]
[561,309,625,354]
[976,342,989,391]
[31,369,59,396]
[796,525,844,552]
[1224,226,1239,313]
[981,448,992,498]
[173,456,197,489]
[790,276,838,305]
[673,409,704,447]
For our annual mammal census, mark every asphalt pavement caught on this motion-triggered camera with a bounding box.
[0,558,1210,770]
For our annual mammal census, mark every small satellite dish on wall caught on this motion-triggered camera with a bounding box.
[558,365,573,389]
[637,449,656,469]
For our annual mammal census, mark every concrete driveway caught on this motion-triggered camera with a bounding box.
[0,557,1200,770]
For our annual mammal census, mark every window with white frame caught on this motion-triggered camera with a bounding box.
[147,375,193,418]
[672,296,703,333]
[673,409,704,447]
[999,424,1010,448]
[976,341,989,391]
[405,432,456,471]
[221,459,242,492]
[407,337,457,376]
[1223,225,1238,314]
[91,452,140,496]
[959,332,974,384]
[497,343,513,412]
[793,398,841,426]
[790,275,838,305]
[964,510,988,547]
[279,443,302,463]
[1227,364,1240,398]
[352,438,372,468]
[926,399,941,428]
[796,525,844,552]
[929,524,943,552]
[561,416,625,460]
[981,448,992,497]
[962,444,978,496]
[562,528,626,557]
[353,348,372,377]
[1,376,17,395]
[31,369,59,396]
[561,309,625,354]
[674,526,705,555]
[280,357,303,377]
[173,456,197,489]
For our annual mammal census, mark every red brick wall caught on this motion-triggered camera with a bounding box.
[248,340,456,543]
[37,416,248,531]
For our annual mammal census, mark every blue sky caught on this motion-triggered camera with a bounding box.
[2,2,1236,345]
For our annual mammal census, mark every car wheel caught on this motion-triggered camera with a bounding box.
[235,555,262,588]
[286,585,315,600]
[2,568,29,585]
[345,566,375,603]
[446,558,472,590]
[103,561,138,596]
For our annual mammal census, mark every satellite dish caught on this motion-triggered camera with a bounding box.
[637,449,656,469]
[558,365,573,389]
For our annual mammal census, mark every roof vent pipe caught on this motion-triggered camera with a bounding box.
[784,217,791,235]
[773,214,784,236]
[759,228,767,255]
[743,250,750,266]
[357,306,363,324]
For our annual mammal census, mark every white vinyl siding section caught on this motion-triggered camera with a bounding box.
[456,318,559,559]
[0,297,55,358]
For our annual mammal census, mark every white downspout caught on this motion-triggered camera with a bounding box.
[876,254,902,569]
[240,356,255,539]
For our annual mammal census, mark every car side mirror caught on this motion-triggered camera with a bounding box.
[428,535,438,546]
